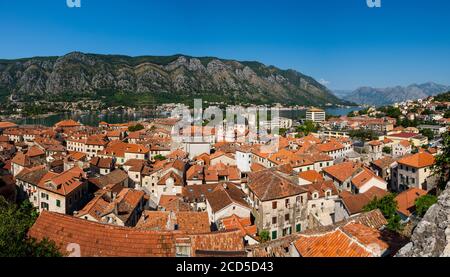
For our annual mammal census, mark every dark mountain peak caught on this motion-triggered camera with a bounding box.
[344,82,450,106]
[0,52,350,106]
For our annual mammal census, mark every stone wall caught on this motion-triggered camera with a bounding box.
[396,183,450,257]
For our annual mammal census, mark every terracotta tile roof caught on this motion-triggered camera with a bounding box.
[390,132,418,139]
[99,141,129,158]
[90,157,113,169]
[399,140,411,147]
[339,187,388,215]
[204,163,240,182]
[85,135,108,146]
[250,163,266,172]
[11,152,31,167]
[323,162,362,183]
[125,143,149,154]
[186,164,204,181]
[157,171,183,186]
[182,184,219,203]
[398,152,435,168]
[136,211,210,234]
[67,151,87,161]
[158,195,192,212]
[28,211,178,257]
[0,122,18,129]
[189,230,245,256]
[342,223,389,254]
[371,156,396,169]
[26,146,46,157]
[55,120,81,128]
[166,149,188,160]
[294,228,372,257]
[368,140,383,146]
[38,167,85,196]
[298,170,324,183]
[247,169,307,201]
[316,140,345,152]
[395,188,427,217]
[206,183,250,213]
[351,168,386,189]
[307,180,338,199]
[247,209,388,257]
[221,215,257,237]
[88,169,128,189]
[77,187,144,223]
[15,165,48,185]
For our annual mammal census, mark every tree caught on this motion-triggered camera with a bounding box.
[415,195,438,217]
[420,128,434,141]
[349,129,377,141]
[382,146,391,154]
[259,230,270,243]
[279,128,288,137]
[444,110,450,119]
[379,106,402,119]
[433,131,450,191]
[363,194,402,232]
[0,197,61,257]
[295,121,318,136]
[128,124,144,132]
[153,154,166,161]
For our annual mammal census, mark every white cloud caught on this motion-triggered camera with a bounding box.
[319,78,330,86]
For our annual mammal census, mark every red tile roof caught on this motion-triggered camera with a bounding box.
[136,211,210,234]
[221,215,257,238]
[339,187,389,215]
[28,211,244,257]
[323,162,362,183]
[398,152,435,168]
[26,146,46,157]
[247,169,307,201]
[298,170,324,183]
[55,120,81,128]
[29,211,178,257]
[351,168,386,189]
[395,188,427,217]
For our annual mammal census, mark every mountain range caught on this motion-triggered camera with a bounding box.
[0,52,349,107]
[340,82,450,106]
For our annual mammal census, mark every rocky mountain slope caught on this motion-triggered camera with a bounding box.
[0,52,348,106]
[396,183,450,257]
[343,82,450,106]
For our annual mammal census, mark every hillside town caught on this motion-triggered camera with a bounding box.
[1,94,449,258]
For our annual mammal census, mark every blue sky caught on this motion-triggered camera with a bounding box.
[1,0,449,90]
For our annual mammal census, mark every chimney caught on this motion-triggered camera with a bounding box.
[223,183,228,190]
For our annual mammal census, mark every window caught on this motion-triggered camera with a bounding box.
[272,201,277,209]
[272,217,277,224]
[296,224,301,232]
[176,244,191,257]
[285,214,290,221]
[56,200,61,207]
[271,231,277,240]
[40,202,49,210]
[285,199,289,208]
